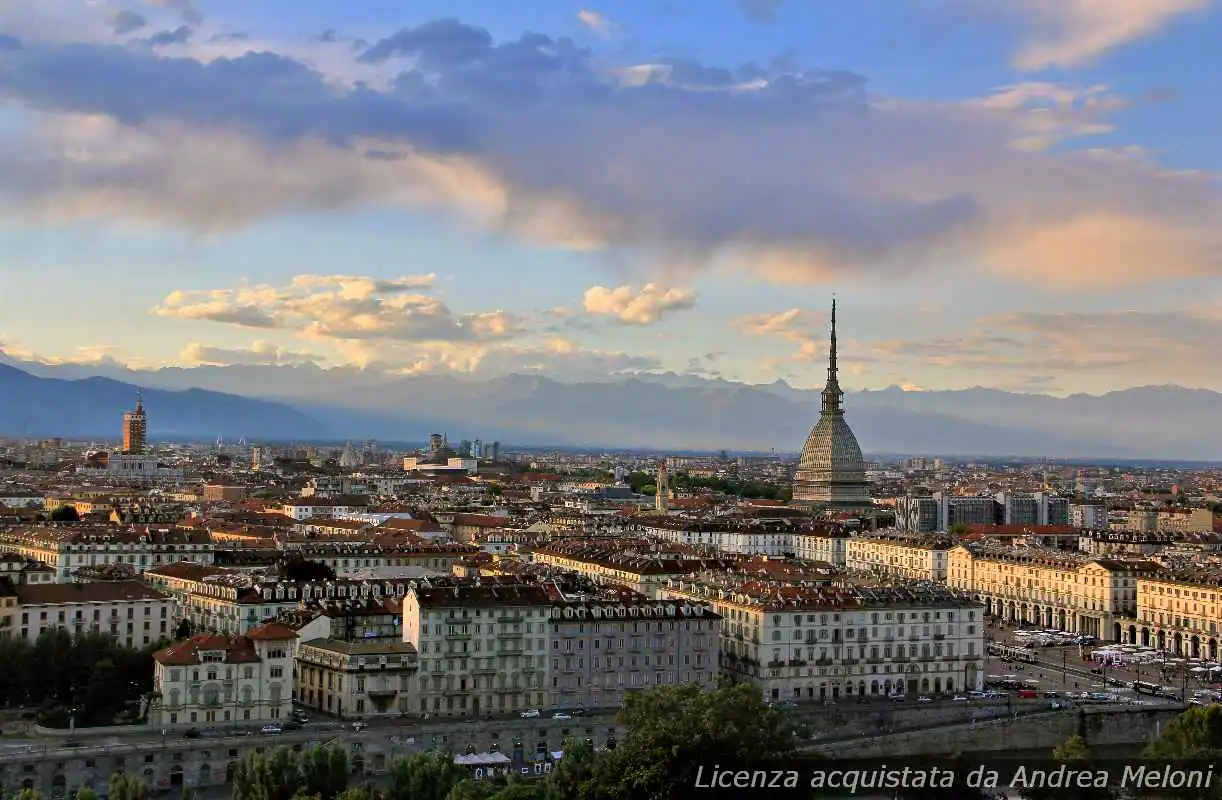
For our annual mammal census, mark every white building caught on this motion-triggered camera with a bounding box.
[1070,503,1109,530]
[793,533,849,566]
[78,454,185,486]
[0,527,215,581]
[401,583,554,717]
[660,579,986,702]
[15,581,174,648]
[150,621,298,727]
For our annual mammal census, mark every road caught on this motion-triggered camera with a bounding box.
[987,624,1205,698]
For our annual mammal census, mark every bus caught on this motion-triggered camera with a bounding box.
[1132,681,1161,696]
[988,643,1039,663]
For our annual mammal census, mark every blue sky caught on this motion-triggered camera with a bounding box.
[1,0,1221,394]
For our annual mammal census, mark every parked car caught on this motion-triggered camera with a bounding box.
[520,709,541,718]
[260,725,282,735]
[552,713,572,720]
[952,695,969,702]
[917,696,933,703]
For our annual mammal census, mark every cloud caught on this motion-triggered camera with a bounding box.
[145,25,193,46]
[731,308,824,340]
[152,274,521,343]
[1006,0,1211,70]
[856,309,1222,391]
[108,10,147,35]
[583,284,696,325]
[739,0,783,23]
[180,341,326,366]
[0,19,1219,287]
[145,0,202,25]
[577,10,613,36]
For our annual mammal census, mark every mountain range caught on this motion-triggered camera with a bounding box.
[0,354,1217,459]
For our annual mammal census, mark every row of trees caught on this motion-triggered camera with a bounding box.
[0,628,164,727]
[624,470,791,501]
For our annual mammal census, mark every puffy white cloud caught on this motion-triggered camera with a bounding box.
[0,17,1217,287]
[576,10,612,36]
[152,274,519,343]
[583,284,696,325]
[1006,0,1211,70]
[180,341,326,366]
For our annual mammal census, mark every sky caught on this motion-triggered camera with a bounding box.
[0,0,1221,395]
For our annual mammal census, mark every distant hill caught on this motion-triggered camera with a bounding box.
[0,363,326,440]
[1,357,1220,458]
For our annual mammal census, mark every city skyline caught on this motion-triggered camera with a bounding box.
[2,0,1222,396]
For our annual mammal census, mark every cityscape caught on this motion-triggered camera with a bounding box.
[3,1,1222,799]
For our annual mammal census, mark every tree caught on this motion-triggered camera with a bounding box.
[76,789,99,800]
[175,618,194,640]
[587,679,795,800]
[549,737,597,800]
[50,505,79,522]
[281,557,337,583]
[1019,737,1112,800]
[109,773,151,800]
[949,523,970,536]
[1145,705,1222,760]
[234,746,304,800]
[299,744,349,799]
[385,750,469,800]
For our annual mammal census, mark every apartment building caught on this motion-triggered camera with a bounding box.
[637,516,811,557]
[401,582,555,717]
[1070,504,1109,530]
[531,541,735,599]
[792,531,849,566]
[295,639,420,718]
[0,526,215,580]
[279,498,371,521]
[547,598,721,708]
[1133,569,1222,659]
[946,544,1158,641]
[15,581,174,648]
[282,542,478,576]
[845,534,953,581]
[660,578,985,701]
[150,621,298,727]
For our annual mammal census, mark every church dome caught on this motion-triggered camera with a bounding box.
[795,414,866,484]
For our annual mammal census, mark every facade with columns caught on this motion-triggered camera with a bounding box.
[1129,571,1222,659]
[947,544,1158,641]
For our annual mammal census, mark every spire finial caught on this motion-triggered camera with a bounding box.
[135,388,143,412]
[822,296,843,414]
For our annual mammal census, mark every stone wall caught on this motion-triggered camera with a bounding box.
[806,707,1184,758]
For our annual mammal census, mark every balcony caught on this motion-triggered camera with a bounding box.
[814,658,833,667]
[499,647,525,655]
[497,615,523,624]
[842,659,860,666]
[933,634,945,640]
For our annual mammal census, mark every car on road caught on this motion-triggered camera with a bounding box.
[260,725,282,735]
[952,695,968,702]
[917,696,933,703]
[352,721,366,732]
[552,713,572,720]
[183,729,201,739]
[520,709,541,718]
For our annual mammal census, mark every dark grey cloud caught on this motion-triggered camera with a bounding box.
[0,17,1218,285]
[110,10,148,36]
[146,26,193,46]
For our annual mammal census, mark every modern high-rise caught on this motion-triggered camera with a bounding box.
[792,300,872,508]
[123,392,148,454]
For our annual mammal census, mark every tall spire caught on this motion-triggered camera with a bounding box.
[822,297,843,414]
[135,388,144,414]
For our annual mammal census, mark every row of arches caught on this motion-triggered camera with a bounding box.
[1121,625,1220,660]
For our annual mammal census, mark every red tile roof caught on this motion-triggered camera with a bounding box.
[245,621,298,641]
